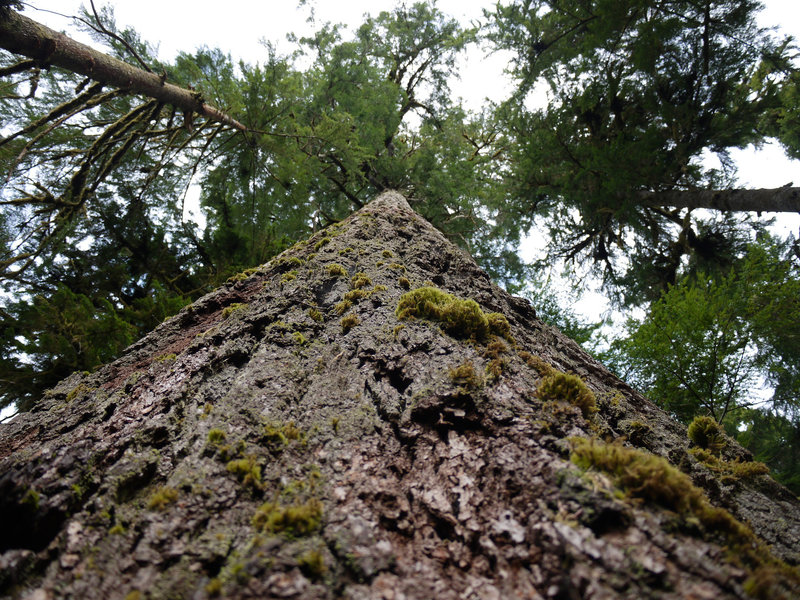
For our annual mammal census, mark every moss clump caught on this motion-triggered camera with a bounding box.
[338,247,354,255]
[341,314,360,333]
[690,447,770,483]
[382,249,393,258]
[687,415,726,455]
[109,523,126,535]
[387,262,406,272]
[744,564,800,600]
[449,361,484,392]
[209,435,247,462]
[227,267,259,283]
[482,339,508,380]
[207,428,227,445]
[276,256,304,269]
[292,331,308,346]
[154,353,176,363]
[393,324,405,338]
[308,307,323,322]
[226,456,263,490]
[66,383,94,403]
[267,320,294,333]
[340,277,385,308]
[222,302,248,318]
[570,436,800,595]
[350,272,372,289]
[571,439,757,544]
[71,483,86,500]
[572,438,711,516]
[314,237,331,251]
[519,351,555,376]
[537,371,597,418]
[486,359,504,380]
[620,420,652,446]
[398,276,411,290]
[343,289,370,302]
[297,550,327,579]
[205,578,223,597]
[262,421,305,448]
[334,299,352,315]
[280,271,297,283]
[486,312,513,341]
[327,263,347,278]
[252,498,323,537]
[21,488,40,509]
[147,486,179,511]
[396,286,493,341]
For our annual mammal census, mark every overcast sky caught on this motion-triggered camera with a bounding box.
[22,0,515,109]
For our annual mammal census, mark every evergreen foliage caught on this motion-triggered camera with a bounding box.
[608,235,800,491]
[487,0,796,293]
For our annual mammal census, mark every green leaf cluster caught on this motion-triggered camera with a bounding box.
[608,235,800,492]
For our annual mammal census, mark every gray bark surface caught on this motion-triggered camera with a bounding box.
[640,186,800,213]
[0,191,798,599]
[0,10,246,131]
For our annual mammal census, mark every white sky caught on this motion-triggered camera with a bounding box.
[22,0,516,109]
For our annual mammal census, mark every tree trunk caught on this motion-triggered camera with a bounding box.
[0,191,798,599]
[641,186,800,213]
[0,9,247,131]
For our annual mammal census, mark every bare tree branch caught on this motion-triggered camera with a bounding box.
[0,9,247,131]
[639,186,800,213]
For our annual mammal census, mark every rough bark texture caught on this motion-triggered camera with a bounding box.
[0,10,246,131]
[640,186,800,213]
[1,191,798,600]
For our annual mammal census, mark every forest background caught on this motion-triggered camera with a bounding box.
[1,0,799,492]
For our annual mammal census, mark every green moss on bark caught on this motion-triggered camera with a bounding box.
[147,486,179,511]
[537,371,596,418]
[571,438,800,596]
[687,415,726,455]
[395,286,512,343]
[252,498,323,537]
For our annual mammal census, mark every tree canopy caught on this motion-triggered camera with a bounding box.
[487,0,799,295]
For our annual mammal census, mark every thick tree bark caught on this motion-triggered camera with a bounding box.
[0,10,247,131]
[0,191,798,599]
[641,186,800,213]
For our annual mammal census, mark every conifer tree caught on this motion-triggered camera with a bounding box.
[487,0,799,289]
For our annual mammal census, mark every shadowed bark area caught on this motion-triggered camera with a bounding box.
[0,191,798,599]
